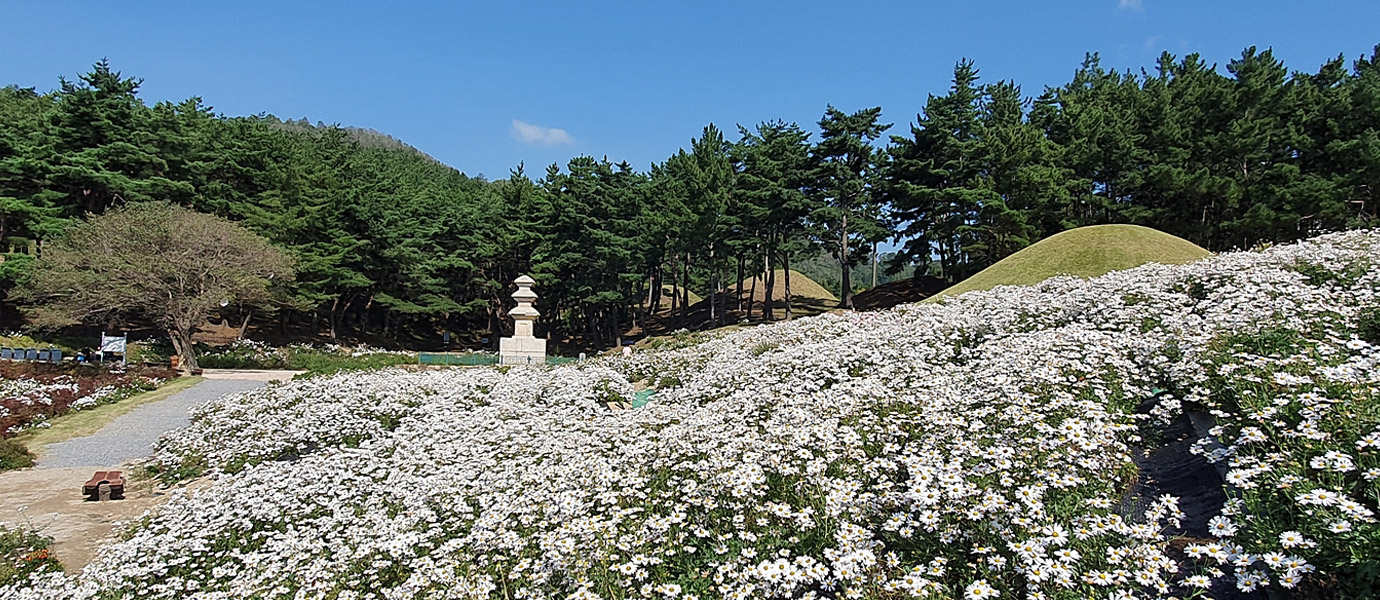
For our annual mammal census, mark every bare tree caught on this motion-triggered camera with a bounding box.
[16,202,292,369]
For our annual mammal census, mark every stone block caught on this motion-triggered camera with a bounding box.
[500,336,547,365]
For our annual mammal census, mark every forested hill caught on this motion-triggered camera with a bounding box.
[0,60,508,344]
[266,117,441,164]
[1,46,1378,350]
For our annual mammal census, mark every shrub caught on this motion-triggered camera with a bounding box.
[1186,316,1379,595]
[0,438,33,470]
[0,525,62,585]
[197,341,414,374]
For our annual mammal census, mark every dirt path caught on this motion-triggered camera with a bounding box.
[0,467,188,573]
[200,368,304,382]
[0,373,293,573]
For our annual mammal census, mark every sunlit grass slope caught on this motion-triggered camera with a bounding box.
[929,224,1210,301]
[736,269,838,303]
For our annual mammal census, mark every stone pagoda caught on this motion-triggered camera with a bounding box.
[499,275,546,365]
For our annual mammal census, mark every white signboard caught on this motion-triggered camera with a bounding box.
[100,334,127,354]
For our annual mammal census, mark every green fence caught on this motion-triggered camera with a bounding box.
[417,353,582,367]
[417,352,498,366]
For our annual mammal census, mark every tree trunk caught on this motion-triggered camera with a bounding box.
[633,276,647,334]
[783,253,794,320]
[610,309,622,348]
[488,306,500,351]
[328,297,340,340]
[669,260,679,328]
[708,245,717,329]
[650,265,662,313]
[237,310,253,340]
[735,254,745,316]
[872,242,878,289]
[358,293,375,335]
[764,248,775,321]
[169,328,198,371]
[839,212,853,309]
[680,253,690,327]
[747,252,758,321]
[330,295,356,340]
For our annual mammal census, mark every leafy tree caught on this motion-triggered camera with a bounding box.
[734,121,813,319]
[6,48,1380,347]
[811,106,890,308]
[15,202,292,369]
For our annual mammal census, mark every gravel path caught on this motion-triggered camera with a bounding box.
[38,379,266,468]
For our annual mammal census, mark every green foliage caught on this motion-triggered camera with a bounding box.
[196,343,413,375]
[1358,307,1380,345]
[3,45,1380,349]
[0,438,34,471]
[0,333,77,354]
[0,525,62,585]
[1197,314,1380,597]
[14,202,292,370]
[810,106,890,309]
[145,453,205,484]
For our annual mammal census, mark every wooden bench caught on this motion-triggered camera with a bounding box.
[82,471,126,501]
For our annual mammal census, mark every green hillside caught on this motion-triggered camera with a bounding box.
[929,225,1210,301]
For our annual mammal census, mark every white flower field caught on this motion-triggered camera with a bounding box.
[8,231,1379,599]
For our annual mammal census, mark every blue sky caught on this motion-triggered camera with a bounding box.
[3,1,1377,179]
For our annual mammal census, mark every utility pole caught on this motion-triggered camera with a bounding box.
[872,243,878,289]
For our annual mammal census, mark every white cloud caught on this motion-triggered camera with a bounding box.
[511,119,574,146]
[1119,0,1143,10]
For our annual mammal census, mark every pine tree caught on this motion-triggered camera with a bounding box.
[811,106,890,308]
[734,121,812,320]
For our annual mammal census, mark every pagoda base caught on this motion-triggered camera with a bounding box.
[499,336,547,365]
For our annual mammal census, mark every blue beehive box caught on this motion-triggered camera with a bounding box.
[0,348,11,360]
[24,348,37,360]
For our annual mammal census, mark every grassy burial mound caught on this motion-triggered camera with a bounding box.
[852,275,947,311]
[737,269,839,305]
[649,270,837,334]
[931,224,1210,301]
[7,230,1380,599]
[645,284,703,312]
[734,268,839,319]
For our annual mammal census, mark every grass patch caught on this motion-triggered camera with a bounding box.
[736,269,838,304]
[281,351,413,375]
[928,224,1210,301]
[9,376,203,462]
